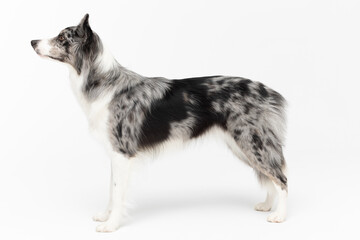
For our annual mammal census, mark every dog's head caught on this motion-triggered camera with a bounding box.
[31,14,100,74]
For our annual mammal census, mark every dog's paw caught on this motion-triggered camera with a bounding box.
[267,212,286,223]
[254,202,272,212]
[93,211,110,222]
[96,220,121,232]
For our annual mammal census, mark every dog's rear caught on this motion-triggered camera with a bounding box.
[31,14,288,232]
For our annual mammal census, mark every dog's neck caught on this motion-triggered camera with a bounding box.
[70,42,144,100]
[68,42,144,120]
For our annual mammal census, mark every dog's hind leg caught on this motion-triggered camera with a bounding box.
[253,170,288,223]
[252,145,287,223]
[254,172,276,212]
[266,178,287,223]
[226,126,288,222]
[248,146,287,223]
[96,152,134,232]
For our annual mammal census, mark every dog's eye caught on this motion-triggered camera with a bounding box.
[58,35,65,41]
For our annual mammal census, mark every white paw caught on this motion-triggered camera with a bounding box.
[93,211,110,222]
[267,212,286,223]
[96,220,121,232]
[254,202,272,212]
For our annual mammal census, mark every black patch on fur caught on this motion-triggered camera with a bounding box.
[175,77,228,138]
[258,83,269,98]
[85,79,99,92]
[246,120,255,126]
[116,124,122,139]
[254,151,262,162]
[278,173,287,185]
[244,103,253,114]
[265,138,275,148]
[234,129,242,136]
[126,92,133,100]
[126,127,131,136]
[217,79,251,103]
[230,113,239,121]
[252,133,263,150]
[270,91,285,107]
[138,76,228,149]
[138,81,189,148]
[217,79,225,85]
[234,79,251,96]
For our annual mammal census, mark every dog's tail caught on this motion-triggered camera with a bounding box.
[262,86,288,189]
[264,87,287,146]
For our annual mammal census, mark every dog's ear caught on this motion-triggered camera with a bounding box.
[76,14,92,40]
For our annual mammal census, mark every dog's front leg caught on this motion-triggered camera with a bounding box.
[96,152,133,232]
[93,170,113,222]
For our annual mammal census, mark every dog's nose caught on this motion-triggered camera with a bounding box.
[31,40,39,48]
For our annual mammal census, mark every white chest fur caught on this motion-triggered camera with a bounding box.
[68,68,113,147]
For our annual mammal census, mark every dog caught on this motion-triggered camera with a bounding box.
[31,14,288,232]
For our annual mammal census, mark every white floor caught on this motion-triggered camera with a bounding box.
[1,136,358,240]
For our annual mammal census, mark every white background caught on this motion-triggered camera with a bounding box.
[1,0,360,239]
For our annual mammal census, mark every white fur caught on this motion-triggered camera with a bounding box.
[95,44,116,73]
[220,129,252,166]
[255,181,276,212]
[267,181,287,223]
[36,39,52,56]
[68,68,88,113]
[96,152,134,232]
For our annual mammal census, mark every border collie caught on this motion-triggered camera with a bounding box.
[31,14,288,232]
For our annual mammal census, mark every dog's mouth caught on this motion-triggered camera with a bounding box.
[48,55,64,62]
[34,49,44,57]
[34,50,50,59]
[38,53,64,62]
[33,48,63,62]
